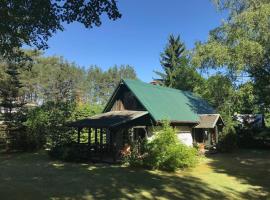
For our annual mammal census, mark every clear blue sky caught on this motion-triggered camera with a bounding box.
[45,0,226,82]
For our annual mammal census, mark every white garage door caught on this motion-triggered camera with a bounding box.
[177,132,193,147]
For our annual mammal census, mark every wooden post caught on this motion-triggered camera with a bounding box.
[88,128,91,145]
[112,131,116,162]
[100,128,103,149]
[95,128,98,145]
[100,128,103,160]
[109,129,113,150]
[215,126,219,144]
[77,128,81,144]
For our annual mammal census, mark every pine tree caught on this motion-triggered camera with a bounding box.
[0,61,25,149]
[155,35,203,91]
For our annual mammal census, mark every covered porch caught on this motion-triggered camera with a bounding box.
[193,114,224,148]
[68,110,151,163]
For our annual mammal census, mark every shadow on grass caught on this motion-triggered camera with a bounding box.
[0,151,228,200]
[207,149,270,199]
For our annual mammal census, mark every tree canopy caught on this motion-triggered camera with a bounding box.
[192,0,270,110]
[0,0,121,59]
[16,52,137,105]
[155,34,203,91]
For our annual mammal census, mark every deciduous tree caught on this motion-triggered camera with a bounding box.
[0,0,121,59]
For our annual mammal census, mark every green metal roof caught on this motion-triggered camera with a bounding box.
[103,79,215,123]
[122,79,215,123]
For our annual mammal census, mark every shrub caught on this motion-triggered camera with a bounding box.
[237,128,270,149]
[123,140,145,167]
[23,101,102,151]
[48,143,90,162]
[217,114,238,153]
[218,125,237,153]
[24,102,75,149]
[124,122,198,171]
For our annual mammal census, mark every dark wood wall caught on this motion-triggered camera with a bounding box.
[110,86,145,111]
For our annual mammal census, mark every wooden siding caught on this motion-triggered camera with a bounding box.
[110,86,144,111]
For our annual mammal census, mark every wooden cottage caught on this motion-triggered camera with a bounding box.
[69,79,224,161]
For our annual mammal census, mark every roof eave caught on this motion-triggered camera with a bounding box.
[156,120,199,125]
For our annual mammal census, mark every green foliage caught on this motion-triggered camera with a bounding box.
[123,140,145,167]
[71,103,102,121]
[125,122,198,171]
[20,54,85,103]
[155,34,203,92]
[0,51,136,151]
[86,65,137,104]
[236,128,270,149]
[218,116,238,153]
[156,34,187,87]
[0,0,121,59]
[234,82,258,114]
[193,0,270,110]
[173,66,205,92]
[19,52,137,106]
[24,101,102,150]
[195,74,234,112]
[194,73,260,116]
[0,60,27,150]
[24,102,76,149]
[49,143,90,162]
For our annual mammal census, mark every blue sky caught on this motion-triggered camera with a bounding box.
[45,0,226,82]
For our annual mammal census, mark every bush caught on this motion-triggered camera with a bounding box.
[217,114,238,153]
[217,126,237,153]
[48,143,90,162]
[24,102,75,149]
[124,122,198,171]
[23,101,102,150]
[237,128,270,149]
[123,140,145,167]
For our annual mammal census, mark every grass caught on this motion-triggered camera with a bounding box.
[0,149,269,200]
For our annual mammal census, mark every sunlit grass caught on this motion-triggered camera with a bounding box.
[0,149,269,199]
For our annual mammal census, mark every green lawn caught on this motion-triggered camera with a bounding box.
[0,150,269,200]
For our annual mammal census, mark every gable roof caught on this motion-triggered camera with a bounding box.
[195,114,224,128]
[104,79,215,124]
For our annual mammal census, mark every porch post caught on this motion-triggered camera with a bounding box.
[77,128,81,144]
[100,128,103,160]
[95,128,98,145]
[100,128,103,149]
[215,126,219,144]
[88,128,91,145]
[109,129,113,149]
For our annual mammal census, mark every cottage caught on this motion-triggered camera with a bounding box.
[69,79,224,161]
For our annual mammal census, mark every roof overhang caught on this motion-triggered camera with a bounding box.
[68,111,149,128]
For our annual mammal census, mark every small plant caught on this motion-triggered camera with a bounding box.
[123,141,145,167]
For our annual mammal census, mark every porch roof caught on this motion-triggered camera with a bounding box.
[195,114,224,129]
[68,111,149,128]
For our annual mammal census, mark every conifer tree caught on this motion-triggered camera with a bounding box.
[155,35,203,91]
